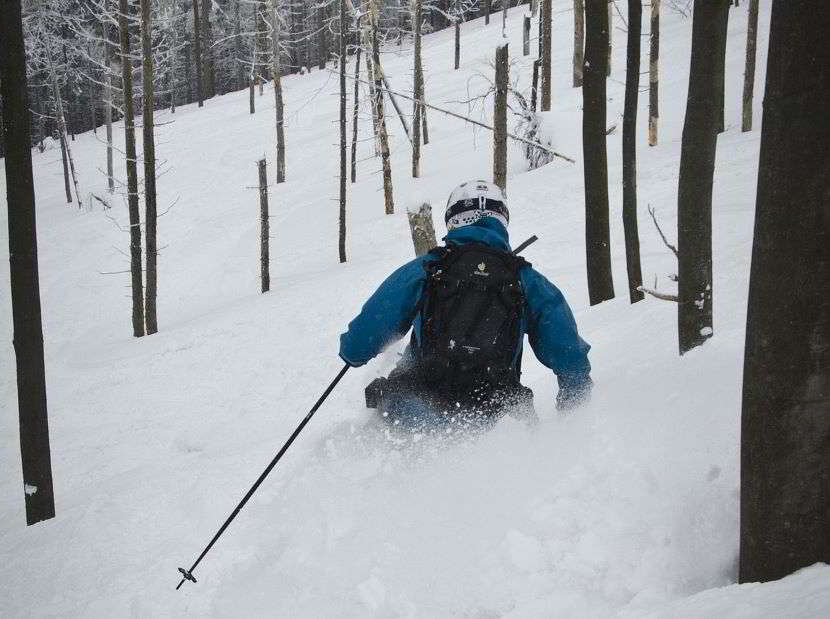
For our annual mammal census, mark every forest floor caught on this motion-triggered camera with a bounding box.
[2,1,828,617]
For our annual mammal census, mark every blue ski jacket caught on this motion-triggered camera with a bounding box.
[339,218,592,403]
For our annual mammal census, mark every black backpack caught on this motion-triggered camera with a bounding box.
[417,243,528,387]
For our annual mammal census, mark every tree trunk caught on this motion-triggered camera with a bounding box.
[235,0,244,89]
[193,0,204,107]
[249,77,255,113]
[258,159,270,291]
[677,0,729,355]
[715,6,729,133]
[493,43,508,191]
[339,0,348,262]
[583,0,614,305]
[648,0,659,146]
[272,0,286,183]
[104,23,114,193]
[59,127,72,203]
[623,0,644,303]
[420,66,429,145]
[412,0,423,178]
[408,202,438,257]
[454,16,461,69]
[184,40,194,103]
[740,0,830,584]
[741,0,759,132]
[573,0,584,87]
[370,5,394,214]
[350,47,361,182]
[485,0,491,25]
[531,58,540,111]
[142,0,158,335]
[0,0,56,526]
[119,0,145,338]
[523,15,530,56]
[541,0,552,111]
[607,0,613,76]
[202,0,216,98]
[318,2,328,70]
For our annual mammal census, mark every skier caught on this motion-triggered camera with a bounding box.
[340,180,592,431]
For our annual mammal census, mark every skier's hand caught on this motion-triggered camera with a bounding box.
[556,376,593,412]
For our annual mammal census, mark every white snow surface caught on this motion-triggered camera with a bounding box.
[3,2,827,617]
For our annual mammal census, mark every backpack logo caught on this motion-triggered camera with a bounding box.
[474,262,489,277]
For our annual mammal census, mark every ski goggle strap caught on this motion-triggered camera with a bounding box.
[445,197,509,225]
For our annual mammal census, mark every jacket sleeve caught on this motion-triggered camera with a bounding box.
[339,256,430,367]
[521,268,593,407]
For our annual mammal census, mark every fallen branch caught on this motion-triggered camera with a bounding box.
[335,70,576,164]
[637,286,678,302]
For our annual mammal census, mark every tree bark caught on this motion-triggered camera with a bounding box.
[408,203,438,257]
[142,0,158,335]
[741,0,759,132]
[412,0,423,178]
[202,0,216,98]
[623,0,644,303]
[740,0,830,584]
[485,0,491,25]
[339,0,348,262]
[454,16,461,69]
[119,0,145,337]
[258,159,270,291]
[574,0,584,87]
[272,0,286,183]
[541,0,552,110]
[104,22,114,193]
[606,0,612,76]
[318,2,328,70]
[523,15,530,56]
[648,0,660,146]
[493,43,508,191]
[583,0,614,305]
[0,0,56,526]
[677,0,729,354]
[193,0,204,107]
[715,6,729,133]
[350,47,361,182]
[531,58,540,111]
[370,4,394,214]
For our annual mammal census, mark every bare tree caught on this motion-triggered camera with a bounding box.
[339,0,348,262]
[573,0,584,87]
[583,0,614,305]
[350,47,361,182]
[142,0,158,335]
[1,0,56,526]
[676,0,729,354]
[271,0,286,183]
[648,0,659,146]
[741,0,759,132]
[493,42,508,190]
[258,159,270,290]
[193,0,204,106]
[541,0,551,110]
[740,0,830,584]
[412,0,423,177]
[103,21,114,192]
[370,1,394,214]
[622,0,644,303]
[119,0,145,337]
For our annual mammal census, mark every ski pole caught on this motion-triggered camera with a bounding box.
[176,362,350,590]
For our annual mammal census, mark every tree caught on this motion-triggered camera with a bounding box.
[676,0,729,355]
[540,0,551,110]
[142,0,159,335]
[622,0,643,303]
[582,0,614,305]
[193,0,203,106]
[271,0,286,183]
[741,0,759,132]
[648,0,659,146]
[119,0,146,337]
[493,42,508,190]
[573,0,584,87]
[1,0,56,527]
[739,0,830,584]
[339,0,348,262]
[412,0,423,177]
[369,0,394,214]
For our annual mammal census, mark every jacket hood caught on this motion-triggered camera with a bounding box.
[443,217,511,252]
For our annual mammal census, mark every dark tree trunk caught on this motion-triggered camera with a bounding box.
[370,9,394,214]
[622,0,644,303]
[676,0,729,355]
[741,0,759,132]
[184,40,194,104]
[715,6,729,132]
[119,0,145,337]
[235,0,244,89]
[350,47,361,183]
[58,125,72,203]
[272,0,285,184]
[339,0,347,263]
[454,16,460,69]
[412,0,422,178]
[258,159,270,291]
[142,0,158,335]
[739,0,830,584]
[523,15,530,56]
[202,0,216,98]
[485,0,491,24]
[541,0,552,110]
[493,43,508,190]
[193,0,204,107]
[0,0,56,526]
[648,0,659,145]
[104,23,114,192]
[583,0,614,305]
[318,2,328,70]
[573,0,585,87]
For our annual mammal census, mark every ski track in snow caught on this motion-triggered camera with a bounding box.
[2,2,827,617]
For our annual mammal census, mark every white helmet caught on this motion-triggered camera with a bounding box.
[445,180,509,230]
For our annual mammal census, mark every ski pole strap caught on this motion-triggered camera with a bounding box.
[175,363,350,590]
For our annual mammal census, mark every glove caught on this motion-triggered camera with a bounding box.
[556,375,593,412]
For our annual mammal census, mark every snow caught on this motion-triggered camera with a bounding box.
[2,1,826,617]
